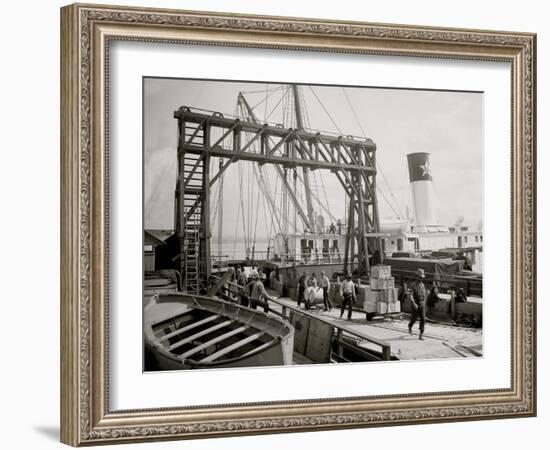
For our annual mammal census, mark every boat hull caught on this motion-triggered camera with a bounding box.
[144,293,294,371]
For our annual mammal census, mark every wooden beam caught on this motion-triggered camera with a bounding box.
[240,338,277,357]
[182,144,375,172]
[210,122,237,149]
[179,325,251,359]
[168,319,233,352]
[202,150,212,279]
[184,119,206,145]
[274,165,311,229]
[199,331,265,363]
[267,131,293,156]
[159,314,221,343]
[182,153,205,189]
[175,109,376,148]
[208,128,265,186]
[207,268,235,296]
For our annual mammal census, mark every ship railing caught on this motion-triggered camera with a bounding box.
[268,297,392,362]
[210,250,344,266]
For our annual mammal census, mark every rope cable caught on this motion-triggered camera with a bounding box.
[263,83,269,121]
[248,85,282,111]
[308,86,343,134]
[342,87,405,219]
[239,85,285,95]
[252,168,263,246]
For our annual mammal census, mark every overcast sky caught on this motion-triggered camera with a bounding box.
[144,78,482,241]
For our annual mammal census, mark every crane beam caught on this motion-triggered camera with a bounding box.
[174,108,376,173]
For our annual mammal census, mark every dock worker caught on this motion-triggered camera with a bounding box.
[248,273,274,313]
[320,271,333,311]
[306,272,319,310]
[339,271,357,320]
[268,267,279,289]
[297,271,308,308]
[236,266,249,307]
[258,266,266,282]
[337,218,342,235]
[408,268,427,340]
[329,222,336,234]
[455,287,468,303]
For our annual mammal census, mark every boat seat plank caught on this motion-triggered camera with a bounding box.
[199,331,265,363]
[179,325,251,359]
[168,319,234,352]
[240,338,277,358]
[159,314,220,342]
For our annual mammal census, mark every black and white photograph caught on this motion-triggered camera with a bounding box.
[143,78,483,371]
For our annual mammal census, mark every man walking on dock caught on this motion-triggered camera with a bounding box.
[339,272,356,320]
[408,268,427,340]
[320,271,333,311]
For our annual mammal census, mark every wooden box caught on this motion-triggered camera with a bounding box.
[371,265,392,279]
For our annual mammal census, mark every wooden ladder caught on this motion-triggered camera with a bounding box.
[181,121,206,294]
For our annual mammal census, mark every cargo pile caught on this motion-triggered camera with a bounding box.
[363,265,400,315]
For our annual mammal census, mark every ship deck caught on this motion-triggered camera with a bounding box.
[267,291,483,362]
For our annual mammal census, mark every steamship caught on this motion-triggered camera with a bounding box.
[271,152,482,273]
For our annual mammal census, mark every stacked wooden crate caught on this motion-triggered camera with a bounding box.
[364,265,401,315]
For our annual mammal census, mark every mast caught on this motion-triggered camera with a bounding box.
[292,85,316,232]
[217,158,224,267]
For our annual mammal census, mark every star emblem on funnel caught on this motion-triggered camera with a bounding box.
[419,160,431,177]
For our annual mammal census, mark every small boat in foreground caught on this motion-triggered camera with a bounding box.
[144,293,294,370]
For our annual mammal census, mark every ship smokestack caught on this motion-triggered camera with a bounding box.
[407,152,437,232]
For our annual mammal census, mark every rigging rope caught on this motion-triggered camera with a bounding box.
[308,86,343,134]
[261,170,272,253]
[239,85,285,95]
[265,87,289,122]
[377,187,403,220]
[263,83,269,122]
[298,86,336,227]
[260,166,283,241]
[251,169,263,248]
[248,84,282,111]
[342,87,405,219]
[298,86,312,130]
[247,138,253,248]
[233,161,246,255]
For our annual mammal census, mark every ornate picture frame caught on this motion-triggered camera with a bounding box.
[60,3,536,446]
